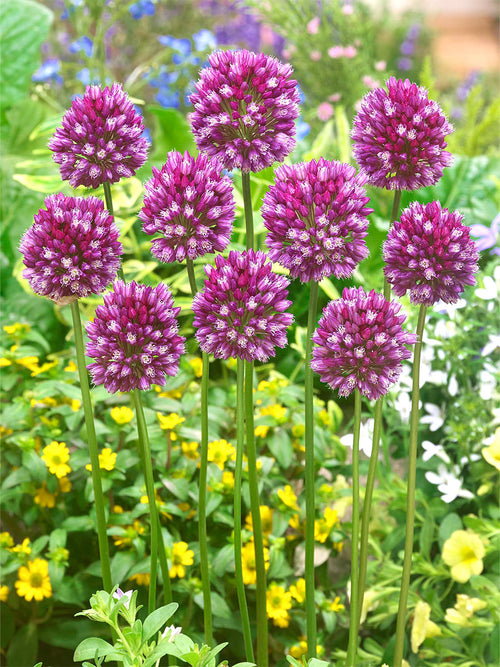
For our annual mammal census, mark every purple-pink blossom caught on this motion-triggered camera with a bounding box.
[19,193,122,305]
[139,150,235,263]
[262,159,371,283]
[86,281,185,393]
[383,201,479,305]
[49,83,148,188]
[312,287,417,400]
[351,77,453,190]
[189,49,300,173]
[192,250,293,362]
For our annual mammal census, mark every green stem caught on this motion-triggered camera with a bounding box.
[245,360,268,667]
[393,305,427,666]
[132,389,159,614]
[305,280,319,658]
[102,181,125,282]
[70,301,112,592]
[241,172,254,251]
[345,390,362,667]
[235,358,255,661]
[357,398,383,621]
[383,189,402,301]
[186,258,198,297]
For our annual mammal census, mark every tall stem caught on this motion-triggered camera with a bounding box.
[383,190,402,301]
[345,390,362,667]
[186,257,213,645]
[132,389,159,614]
[70,301,112,592]
[393,305,427,666]
[102,181,125,281]
[305,280,319,658]
[241,172,254,251]
[245,360,268,667]
[235,358,255,661]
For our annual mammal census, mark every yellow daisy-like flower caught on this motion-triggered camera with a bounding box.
[0,585,9,602]
[277,485,299,511]
[254,425,269,438]
[411,600,442,653]
[442,530,486,583]
[289,639,308,659]
[245,505,274,540]
[482,427,500,471]
[329,596,344,612]
[157,412,185,431]
[129,572,150,586]
[289,577,306,604]
[1,532,14,549]
[34,484,56,508]
[110,406,134,425]
[86,447,117,472]
[222,471,235,491]
[10,538,31,556]
[207,438,236,470]
[181,441,199,460]
[64,360,77,372]
[59,476,71,493]
[314,507,338,543]
[260,404,287,420]
[15,559,52,601]
[189,357,203,378]
[266,582,292,627]
[169,542,194,579]
[241,540,270,585]
[41,441,71,478]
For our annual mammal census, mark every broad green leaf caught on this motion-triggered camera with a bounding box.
[6,623,38,667]
[142,602,178,642]
[73,638,114,662]
[438,513,462,549]
[147,106,196,158]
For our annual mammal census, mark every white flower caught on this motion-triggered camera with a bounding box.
[420,403,445,431]
[448,375,458,397]
[459,454,481,465]
[393,391,411,423]
[475,275,498,311]
[421,440,451,463]
[433,298,466,318]
[340,419,375,457]
[112,588,133,609]
[425,464,474,503]
[482,334,500,357]
[479,366,497,400]
[162,624,182,641]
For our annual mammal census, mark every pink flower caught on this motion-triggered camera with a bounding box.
[328,46,344,58]
[362,75,380,89]
[310,50,322,61]
[342,4,354,15]
[317,102,334,121]
[329,93,341,103]
[307,17,320,34]
[344,45,357,58]
[375,60,387,71]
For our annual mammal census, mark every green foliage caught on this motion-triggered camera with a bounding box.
[447,85,500,157]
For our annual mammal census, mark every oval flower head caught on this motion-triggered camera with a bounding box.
[351,77,453,190]
[189,49,300,172]
[86,281,185,393]
[192,249,293,362]
[383,201,479,305]
[19,193,122,306]
[262,159,372,283]
[311,287,417,400]
[140,150,235,263]
[49,83,148,188]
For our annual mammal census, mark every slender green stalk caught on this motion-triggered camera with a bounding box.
[304,280,319,658]
[132,389,159,614]
[357,398,383,621]
[383,190,402,301]
[393,305,427,666]
[245,360,268,667]
[70,301,112,592]
[241,172,254,251]
[102,181,125,282]
[235,358,255,661]
[346,390,362,667]
[186,257,213,645]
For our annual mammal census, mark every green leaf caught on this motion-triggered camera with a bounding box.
[489,623,500,665]
[147,106,196,158]
[6,623,38,667]
[267,429,293,469]
[438,513,462,549]
[73,638,114,662]
[211,543,234,577]
[419,514,434,559]
[142,602,178,642]
[0,0,53,109]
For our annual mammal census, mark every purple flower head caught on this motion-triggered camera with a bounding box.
[351,77,454,191]
[86,281,185,393]
[262,159,372,283]
[139,151,235,263]
[19,194,122,306]
[383,201,479,306]
[189,49,300,173]
[49,83,148,188]
[312,287,417,400]
[192,250,293,362]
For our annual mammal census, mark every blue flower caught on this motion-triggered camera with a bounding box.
[158,35,191,56]
[32,58,62,84]
[129,0,155,19]
[75,68,91,85]
[295,118,310,142]
[155,90,180,109]
[192,29,217,52]
[397,57,412,71]
[69,36,93,58]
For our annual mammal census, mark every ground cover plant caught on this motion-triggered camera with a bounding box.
[1,1,499,666]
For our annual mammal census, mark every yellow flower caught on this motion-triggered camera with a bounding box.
[10,538,32,556]
[69,399,81,412]
[482,427,500,471]
[292,423,305,438]
[0,585,9,602]
[169,542,194,579]
[260,404,286,420]
[59,477,71,493]
[157,412,185,431]
[3,322,29,335]
[1,532,14,549]
[86,447,117,472]
[266,582,292,627]
[207,438,236,470]
[222,471,235,491]
[30,359,58,377]
[445,594,487,626]
[112,520,145,548]
[411,600,442,653]
[110,406,134,425]
[245,505,274,540]
[15,559,52,601]
[241,540,270,585]
[0,358,12,367]
[289,640,308,659]
[254,425,269,438]
[31,397,58,409]
[42,441,71,478]
[17,356,40,372]
[64,360,77,372]
[189,357,203,378]
[329,596,345,612]
[289,578,306,604]
[140,489,164,507]
[442,530,486,583]
[319,409,330,425]
[314,507,338,543]
[0,426,13,439]
[359,590,378,624]
[113,505,124,514]
[182,441,199,460]
[277,485,299,511]
[129,572,150,586]
[34,484,56,508]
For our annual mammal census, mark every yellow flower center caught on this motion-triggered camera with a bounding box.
[30,572,43,587]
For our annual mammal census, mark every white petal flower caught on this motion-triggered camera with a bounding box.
[422,440,451,463]
[340,418,375,457]
[420,403,445,431]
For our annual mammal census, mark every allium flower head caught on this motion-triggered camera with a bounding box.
[192,250,293,362]
[383,201,479,305]
[312,287,417,400]
[262,159,372,282]
[351,77,453,190]
[189,49,300,172]
[49,83,148,188]
[86,281,185,393]
[19,193,122,305]
[140,150,235,263]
